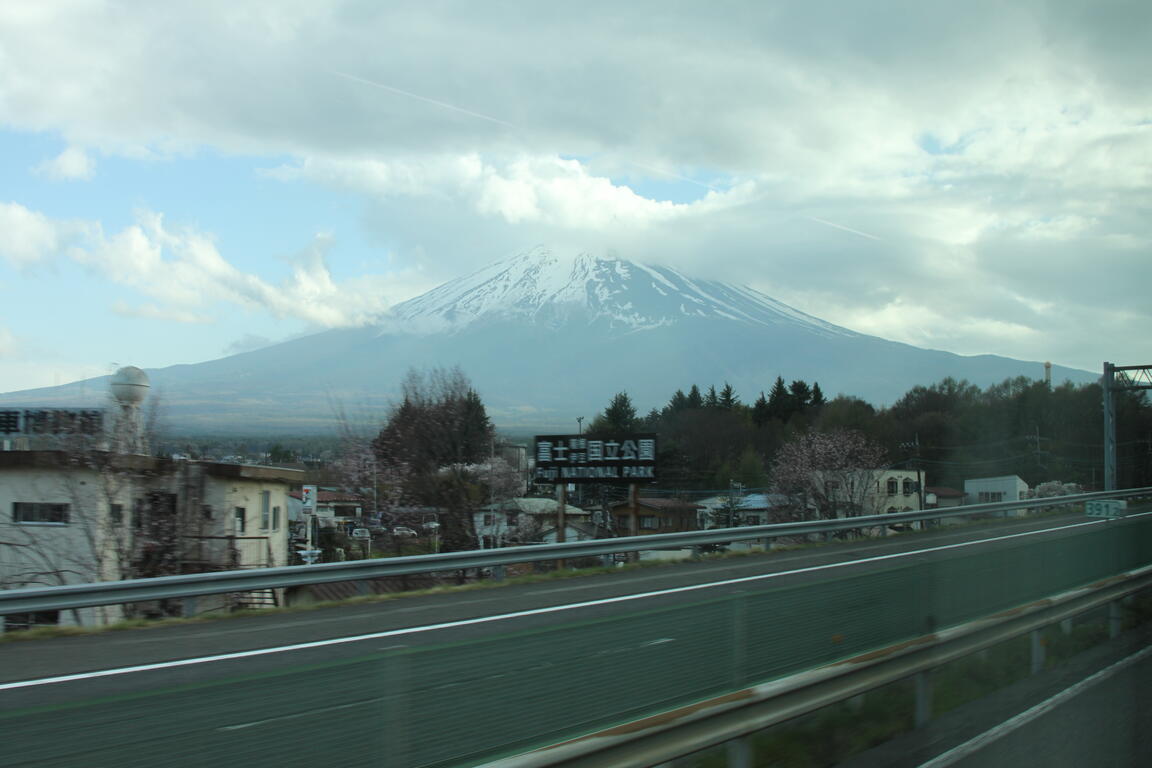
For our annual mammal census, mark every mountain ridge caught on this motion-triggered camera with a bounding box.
[0,248,1096,434]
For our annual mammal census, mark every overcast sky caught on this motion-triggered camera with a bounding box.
[1,0,1148,393]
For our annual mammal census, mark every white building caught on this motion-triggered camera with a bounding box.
[964,475,1030,514]
[475,498,587,548]
[873,469,926,515]
[0,450,301,631]
[0,368,303,632]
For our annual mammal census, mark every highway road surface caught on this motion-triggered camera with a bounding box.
[2,511,1149,767]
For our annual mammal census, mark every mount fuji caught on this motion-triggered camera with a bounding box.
[0,248,1094,433]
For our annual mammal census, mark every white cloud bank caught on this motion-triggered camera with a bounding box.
[0,1,1149,375]
[2,202,396,329]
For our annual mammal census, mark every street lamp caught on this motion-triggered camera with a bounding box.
[577,416,584,435]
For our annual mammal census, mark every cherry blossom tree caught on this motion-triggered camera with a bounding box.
[769,428,889,525]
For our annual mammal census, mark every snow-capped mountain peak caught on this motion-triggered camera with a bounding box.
[379,246,856,338]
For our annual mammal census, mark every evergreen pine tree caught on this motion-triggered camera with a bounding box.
[766,377,790,421]
[789,380,812,412]
[810,382,827,409]
[752,391,770,426]
[665,389,690,414]
[719,382,739,409]
[590,391,637,432]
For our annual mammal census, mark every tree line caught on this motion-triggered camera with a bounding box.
[327,366,1151,553]
[587,375,1152,492]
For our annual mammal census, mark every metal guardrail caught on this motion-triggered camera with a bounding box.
[1,487,1148,615]
[482,562,1152,768]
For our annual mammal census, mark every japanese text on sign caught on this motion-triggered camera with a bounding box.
[0,409,104,436]
[533,433,658,484]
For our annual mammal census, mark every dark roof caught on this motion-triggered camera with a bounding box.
[925,486,965,498]
[610,497,702,512]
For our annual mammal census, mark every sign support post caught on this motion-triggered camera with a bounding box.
[556,483,567,570]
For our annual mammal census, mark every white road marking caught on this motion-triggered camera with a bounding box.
[917,644,1152,767]
[0,517,1125,692]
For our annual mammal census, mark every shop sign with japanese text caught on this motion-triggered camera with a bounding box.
[533,433,657,484]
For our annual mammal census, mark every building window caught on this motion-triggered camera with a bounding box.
[639,515,658,530]
[886,478,899,495]
[483,513,496,526]
[272,506,280,531]
[234,507,246,533]
[902,479,916,495]
[506,512,519,527]
[109,503,123,524]
[202,505,213,520]
[978,491,1005,504]
[260,491,271,530]
[12,502,70,524]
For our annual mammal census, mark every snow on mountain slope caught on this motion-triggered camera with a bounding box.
[380,246,857,338]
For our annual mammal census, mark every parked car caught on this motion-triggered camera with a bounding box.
[392,526,419,537]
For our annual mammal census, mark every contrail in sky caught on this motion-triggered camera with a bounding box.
[807,216,883,241]
[330,70,520,130]
[329,70,721,195]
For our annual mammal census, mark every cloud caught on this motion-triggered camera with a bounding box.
[34,145,95,180]
[273,153,753,231]
[0,202,66,266]
[223,333,275,356]
[111,301,214,324]
[0,1,1148,374]
[2,204,401,330]
[75,213,396,327]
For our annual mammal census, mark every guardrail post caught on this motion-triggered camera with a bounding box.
[355,580,370,597]
[1109,600,1124,639]
[381,645,410,768]
[731,591,747,689]
[181,596,197,618]
[1060,618,1073,635]
[914,671,933,728]
[726,735,753,768]
[1030,629,1046,674]
[492,564,506,581]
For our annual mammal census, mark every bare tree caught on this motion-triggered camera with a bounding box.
[373,367,495,552]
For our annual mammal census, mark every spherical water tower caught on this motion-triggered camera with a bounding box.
[109,366,150,454]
